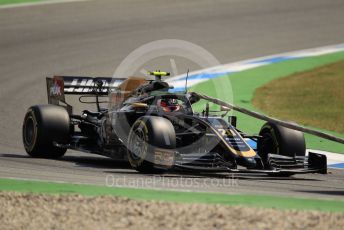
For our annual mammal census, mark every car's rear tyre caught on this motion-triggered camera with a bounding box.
[257,122,306,176]
[22,105,70,158]
[127,116,176,173]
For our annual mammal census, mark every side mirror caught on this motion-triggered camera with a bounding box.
[131,102,148,109]
[220,106,231,111]
[228,116,237,127]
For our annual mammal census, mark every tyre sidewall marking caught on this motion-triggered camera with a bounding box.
[128,119,149,167]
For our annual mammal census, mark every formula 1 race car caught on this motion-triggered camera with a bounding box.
[22,71,328,176]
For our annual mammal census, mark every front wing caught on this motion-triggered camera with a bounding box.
[173,152,327,175]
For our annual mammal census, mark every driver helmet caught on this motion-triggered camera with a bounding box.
[159,98,181,112]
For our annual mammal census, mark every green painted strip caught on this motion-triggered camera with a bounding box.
[0,178,344,212]
[191,51,344,153]
[0,0,43,5]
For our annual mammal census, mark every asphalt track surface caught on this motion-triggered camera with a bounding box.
[0,0,344,199]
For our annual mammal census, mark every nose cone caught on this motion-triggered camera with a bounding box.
[237,157,257,169]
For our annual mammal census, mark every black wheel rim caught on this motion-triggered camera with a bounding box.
[261,133,275,154]
[129,128,148,161]
[24,116,35,147]
[259,132,277,162]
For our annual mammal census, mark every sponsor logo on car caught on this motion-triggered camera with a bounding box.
[50,78,63,97]
[64,78,122,93]
[154,148,175,167]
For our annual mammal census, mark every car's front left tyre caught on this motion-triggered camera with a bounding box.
[127,116,176,173]
[22,105,70,158]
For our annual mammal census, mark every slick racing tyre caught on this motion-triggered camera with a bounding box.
[257,122,306,175]
[22,105,70,158]
[127,116,176,173]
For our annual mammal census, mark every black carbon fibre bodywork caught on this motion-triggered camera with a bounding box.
[38,76,327,175]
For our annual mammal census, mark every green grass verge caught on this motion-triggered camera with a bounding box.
[1,178,344,212]
[253,60,344,134]
[0,0,43,5]
[191,51,344,153]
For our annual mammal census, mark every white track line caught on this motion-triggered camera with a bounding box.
[167,43,344,84]
[0,0,89,9]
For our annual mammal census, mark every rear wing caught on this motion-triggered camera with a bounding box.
[46,76,126,113]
